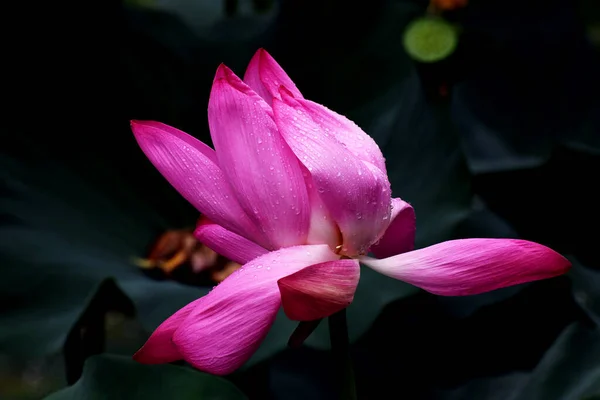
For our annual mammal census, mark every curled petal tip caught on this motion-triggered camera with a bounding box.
[278,259,359,321]
[370,198,416,258]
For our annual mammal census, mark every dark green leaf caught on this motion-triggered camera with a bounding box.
[439,323,600,400]
[44,354,246,400]
[513,323,600,400]
[0,157,207,358]
[569,258,600,327]
[451,0,600,173]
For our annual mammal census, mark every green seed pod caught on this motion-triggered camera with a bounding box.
[403,17,458,63]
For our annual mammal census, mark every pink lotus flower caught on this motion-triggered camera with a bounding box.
[130,49,570,375]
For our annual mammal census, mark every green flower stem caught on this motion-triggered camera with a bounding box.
[328,309,357,400]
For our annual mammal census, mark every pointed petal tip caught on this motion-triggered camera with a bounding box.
[253,47,269,58]
[211,64,263,100]
[278,85,295,99]
[130,119,156,132]
[243,48,302,103]
[132,348,151,364]
[213,63,231,81]
[130,121,179,142]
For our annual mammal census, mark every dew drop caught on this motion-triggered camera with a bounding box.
[256,265,263,269]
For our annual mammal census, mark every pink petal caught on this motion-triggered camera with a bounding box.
[360,239,571,296]
[194,217,269,265]
[213,63,274,118]
[273,92,392,256]
[133,297,203,364]
[172,244,339,375]
[293,98,387,173]
[131,121,265,246]
[302,165,342,249]
[243,48,303,105]
[370,198,416,258]
[278,259,359,321]
[209,67,310,250]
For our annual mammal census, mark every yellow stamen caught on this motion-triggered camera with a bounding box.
[132,257,157,269]
[158,250,189,274]
[132,249,189,274]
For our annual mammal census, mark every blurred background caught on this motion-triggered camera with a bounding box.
[1,0,599,398]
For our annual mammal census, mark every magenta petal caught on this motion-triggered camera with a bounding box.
[133,297,203,364]
[208,67,310,249]
[294,98,387,173]
[131,121,264,245]
[361,239,571,296]
[194,217,269,265]
[370,198,416,258]
[213,63,274,118]
[278,259,359,321]
[172,244,338,375]
[302,165,341,249]
[243,48,303,105]
[273,93,391,255]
